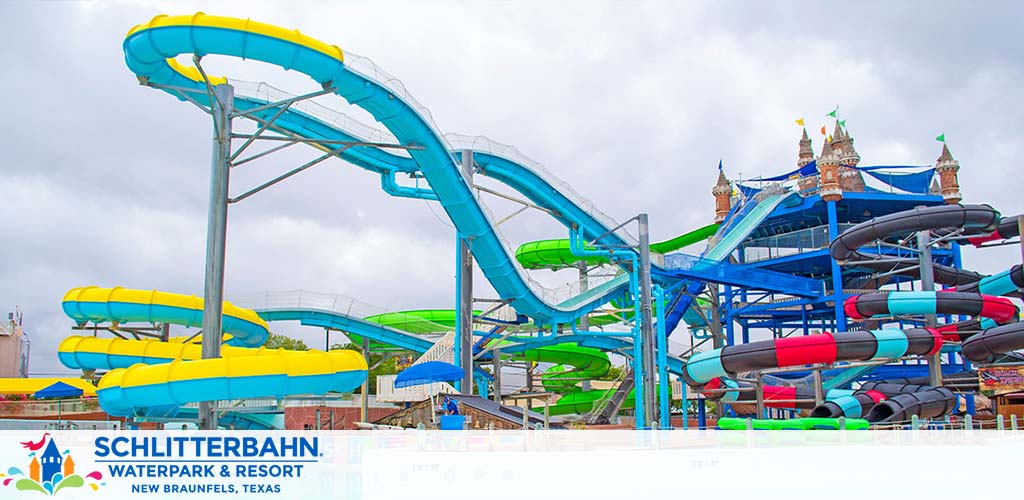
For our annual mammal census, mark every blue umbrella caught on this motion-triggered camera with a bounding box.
[394,361,465,388]
[33,382,84,399]
[34,382,84,428]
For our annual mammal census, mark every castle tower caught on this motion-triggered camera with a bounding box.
[796,128,819,193]
[712,167,732,223]
[817,133,842,201]
[40,439,62,484]
[935,143,961,204]
[29,456,40,483]
[838,124,865,192]
[63,454,75,478]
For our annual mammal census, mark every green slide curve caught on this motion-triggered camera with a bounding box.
[515,223,719,270]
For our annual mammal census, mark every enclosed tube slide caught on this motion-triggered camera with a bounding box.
[97,348,366,417]
[809,204,1024,422]
[967,216,1022,246]
[844,291,1019,325]
[123,14,633,325]
[681,329,942,388]
[59,287,367,418]
[830,203,1004,287]
[63,286,269,347]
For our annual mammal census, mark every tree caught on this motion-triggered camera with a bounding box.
[265,332,308,351]
[596,364,624,381]
[332,343,405,394]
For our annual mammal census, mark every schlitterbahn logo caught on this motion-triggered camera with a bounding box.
[93,435,319,494]
[2,433,104,496]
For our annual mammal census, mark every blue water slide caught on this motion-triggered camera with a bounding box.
[662,192,801,335]
[124,19,632,325]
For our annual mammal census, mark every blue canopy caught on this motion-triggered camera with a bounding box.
[33,381,84,398]
[863,168,936,194]
[394,361,465,388]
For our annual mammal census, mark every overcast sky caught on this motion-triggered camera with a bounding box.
[1,1,1021,375]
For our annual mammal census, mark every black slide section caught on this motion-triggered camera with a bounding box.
[962,322,1024,363]
[830,204,1000,262]
[859,381,956,423]
[809,392,878,418]
[862,387,956,423]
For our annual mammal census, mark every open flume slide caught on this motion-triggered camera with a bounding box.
[662,191,804,335]
[515,223,720,270]
[58,287,367,420]
[123,13,642,325]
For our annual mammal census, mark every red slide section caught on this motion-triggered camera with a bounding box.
[774,333,837,367]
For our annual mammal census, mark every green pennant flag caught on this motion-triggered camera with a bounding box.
[826,107,838,118]
[936,133,946,143]
[838,119,846,128]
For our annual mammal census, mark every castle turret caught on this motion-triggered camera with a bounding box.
[935,143,961,204]
[817,133,842,201]
[796,128,819,193]
[838,124,865,192]
[63,453,75,478]
[40,438,62,484]
[29,456,40,483]
[712,166,732,223]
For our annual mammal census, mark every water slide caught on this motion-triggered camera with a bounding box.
[123,14,650,326]
[662,191,803,335]
[808,204,1024,422]
[58,287,367,421]
[0,378,97,397]
[366,308,629,415]
[515,223,720,270]
[677,203,1022,423]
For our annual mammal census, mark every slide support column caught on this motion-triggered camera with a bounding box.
[199,83,233,430]
[638,213,657,427]
[655,285,670,429]
[579,262,589,331]
[827,200,847,332]
[456,150,475,394]
[918,229,942,387]
[361,336,370,422]
[493,348,502,403]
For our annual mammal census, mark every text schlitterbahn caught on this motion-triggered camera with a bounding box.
[94,436,320,494]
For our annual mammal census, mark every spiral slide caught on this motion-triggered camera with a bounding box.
[808,204,1024,422]
[365,308,627,415]
[123,14,644,326]
[57,287,367,421]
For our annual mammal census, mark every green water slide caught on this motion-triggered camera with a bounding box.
[515,222,720,270]
[366,309,626,416]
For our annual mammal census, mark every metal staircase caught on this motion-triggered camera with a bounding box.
[586,367,633,425]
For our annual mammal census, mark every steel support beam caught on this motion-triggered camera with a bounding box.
[199,83,233,430]
[457,149,474,394]
[361,337,370,422]
[638,213,656,427]
[918,229,942,387]
[493,348,502,403]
